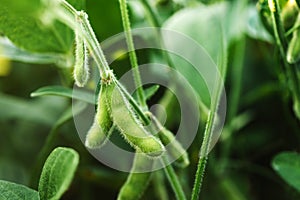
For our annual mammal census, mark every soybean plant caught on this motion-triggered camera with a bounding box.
[46,0,188,199]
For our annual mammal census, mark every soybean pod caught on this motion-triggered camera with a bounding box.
[85,80,115,149]
[110,84,165,157]
[117,151,153,200]
[73,28,89,87]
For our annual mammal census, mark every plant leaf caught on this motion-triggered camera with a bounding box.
[0,180,40,200]
[0,0,84,55]
[0,37,70,65]
[245,5,273,43]
[133,85,160,101]
[31,86,94,104]
[0,93,65,125]
[162,1,246,107]
[272,151,300,192]
[38,147,79,200]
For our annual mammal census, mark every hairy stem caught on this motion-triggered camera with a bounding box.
[119,0,147,109]
[50,0,110,78]
[117,2,187,196]
[117,81,187,199]
[190,156,207,200]
[191,32,228,200]
[47,1,186,198]
[161,156,187,200]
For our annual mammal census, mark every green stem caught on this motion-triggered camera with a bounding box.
[119,0,147,109]
[269,0,300,111]
[191,31,228,200]
[140,0,178,71]
[153,170,169,200]
[51,0,110,78]
[47,1,186,198]
[161,156,187,200]
[190,156,207,200]
[285,24,300,37]
[140,1,211,198]
[269,0,288,54]
[117,81,187,200]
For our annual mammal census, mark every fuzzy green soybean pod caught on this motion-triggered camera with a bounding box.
[110,84,165,157]
[149,114,189,168]
[287,13,300,63]
[85,80,115,149]
[73,29,89,87]
[117,151,153,200]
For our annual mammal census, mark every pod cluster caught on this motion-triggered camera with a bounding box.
[84,76,191,166]
[85,75,167,158]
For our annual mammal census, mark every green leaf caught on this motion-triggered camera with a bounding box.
[56,101,87,128]
[163,1,246,106]
[133,85,160,101]
[0,37,70,65]
[0,180,40,200]
[272,151,300,192]
[246,5,273,43]
[0,0,84,55]
[31,86,94,104]
[0,93,65,125]
[38,147,79,200]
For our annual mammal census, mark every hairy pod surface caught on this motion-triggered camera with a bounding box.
[117,151,153,200]
[96,82,115,133]
[74,30,89,87]
[85,82,114,149]
[110,85,165,157]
